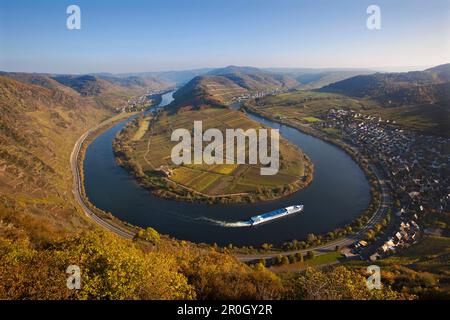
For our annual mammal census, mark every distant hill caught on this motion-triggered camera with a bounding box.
[97,66,375,89]
[424,63,450,81]
[208,65,300,89]
[51,74,109,96]
[265,68,375,89]
[170,66,300,110]
[116,68,213,85]
[170,75,247,110]
[51,74,172,100]
[96,74,170,89]
[0,72,174,110]
[0,72,81,96]
[319,63,450,106]
[207,65,264,76]
[296,71,376,89]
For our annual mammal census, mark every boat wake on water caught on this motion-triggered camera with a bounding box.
[196,217,252,228]
[195,205,304,228]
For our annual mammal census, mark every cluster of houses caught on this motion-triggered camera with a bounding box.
[234,88,287,102]
[115,89,168,113]
[318,109,449,260]
[155,165,173,177]
[370,220,421,261]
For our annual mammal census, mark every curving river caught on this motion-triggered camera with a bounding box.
[84,91,370,246]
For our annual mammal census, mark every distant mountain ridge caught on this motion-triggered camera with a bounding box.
[209,66,300,89]
[51,75,107,96]
[319,63,450,106]
[114,68,213,85]
[207,65,264,76]
[170,66,300,110]
[265,67,376,89]
[95,65,376,89]
[5,64,447,112]
[170,75,247,110]
[1,65,377,93]
[50,74,172,97]
[168,65,381,110]
[0,72,173,109]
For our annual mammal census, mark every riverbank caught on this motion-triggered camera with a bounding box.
[113,107,314,204]
[241,103,381,199]
[75,104,390,257]
[72,112,141,238]
[234,103,391,249]
[81,90,377,248]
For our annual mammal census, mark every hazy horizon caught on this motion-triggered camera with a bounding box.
[0,64,443,76]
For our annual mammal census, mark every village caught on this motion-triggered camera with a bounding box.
[233,87,290,102]
[316,109,449,261]
[114,89,169,113]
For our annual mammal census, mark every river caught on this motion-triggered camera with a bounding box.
[84,91,370,246]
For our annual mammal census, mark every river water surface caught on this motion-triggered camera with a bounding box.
[84,91,370,246]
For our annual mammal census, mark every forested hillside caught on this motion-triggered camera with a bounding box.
[320,64,450,106]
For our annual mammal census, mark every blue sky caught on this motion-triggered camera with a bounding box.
[0,0,449,73]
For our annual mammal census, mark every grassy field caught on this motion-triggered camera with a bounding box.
[270,251,342,273]
[131,117,151,141]
[306,251,342,266]
[358,103,450,137]
[302,116,322,123]
[250,90,376,131]
[379,236,450,272]
[115,107,313,202]
[248,89,449,137]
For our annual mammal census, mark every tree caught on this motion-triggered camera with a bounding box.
[181,250,283,300]
[287,266,404,300]
[366,229,375,240]
[288,255,297,264]
[281,256,289,265]
[136,227,160,244]
[275,255,283,265]
[0,231,193,300]
[307,233,316,243]
[306,251,315,260]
